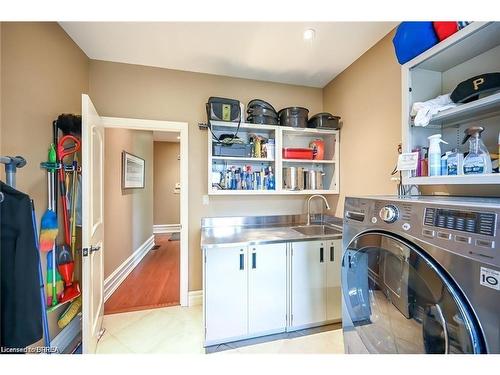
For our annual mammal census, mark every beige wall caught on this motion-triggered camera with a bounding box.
[323,30,401,217]
[154,141,181,225]
[1,22,89,343]
[104,128,154,279]
[89,61,324,291]
[1,22,89,217]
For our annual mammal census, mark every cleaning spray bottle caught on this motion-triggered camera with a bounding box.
[428,134,448,176]
[462,126,492,175]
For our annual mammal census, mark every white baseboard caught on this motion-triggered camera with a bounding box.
[153,224,181,234]
[188,290,203,307]
[104,235,155,302]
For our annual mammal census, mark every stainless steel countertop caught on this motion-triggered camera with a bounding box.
[200,214,343,248]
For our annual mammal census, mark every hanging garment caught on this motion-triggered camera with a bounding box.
[0,181,43,349]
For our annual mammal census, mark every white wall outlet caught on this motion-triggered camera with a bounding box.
[202,195,210,205]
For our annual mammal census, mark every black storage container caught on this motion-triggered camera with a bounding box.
[247,99,277,113]
[278,107,309,128]
[213,143,251,157]
[247,106,278,118]
[307,112,341,129]
[246,114,279,125]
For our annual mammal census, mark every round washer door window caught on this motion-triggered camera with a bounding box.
[342,232,484,354]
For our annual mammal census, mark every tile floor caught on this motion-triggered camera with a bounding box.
[96,305,344,354]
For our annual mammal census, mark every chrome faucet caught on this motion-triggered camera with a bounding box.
[307,194,331,225]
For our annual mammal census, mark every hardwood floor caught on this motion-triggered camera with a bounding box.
[104,234,180,315]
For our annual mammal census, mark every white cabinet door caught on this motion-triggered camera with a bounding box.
[290,240,327,328]
[205,246,248,343]
[248,243,287,335]
[326,239,342,321]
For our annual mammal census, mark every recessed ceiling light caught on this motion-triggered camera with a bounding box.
[303,28,315,41]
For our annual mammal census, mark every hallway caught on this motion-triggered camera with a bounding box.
[104,234,180,315]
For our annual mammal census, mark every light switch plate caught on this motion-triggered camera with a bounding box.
[202,195,210,205]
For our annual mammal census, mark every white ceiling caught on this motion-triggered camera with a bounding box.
[61,22,397,88]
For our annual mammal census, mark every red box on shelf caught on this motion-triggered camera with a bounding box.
[282,147,314,160]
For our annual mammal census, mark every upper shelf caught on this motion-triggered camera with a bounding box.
[406,22,500,72]
[427,91,500,127]
[405,173,500,185]
[209,121,277,133]
[282,159,336,164]
[209,121,339,135]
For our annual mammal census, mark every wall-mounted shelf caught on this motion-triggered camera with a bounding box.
[212,156,274,162]
[407,174,500,185]
[207,121,339,195]
[402,21,500,187]
[282,159,336,164]
[428,91,500,127]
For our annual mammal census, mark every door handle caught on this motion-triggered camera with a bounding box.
[252,252,257,269]
[320,247,324,263]
[239,253,244,270]
[330,246,334,262]
[82,245,101,257]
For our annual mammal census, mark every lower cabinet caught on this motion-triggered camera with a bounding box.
[290,240,327,328]
[290,239,342,330]
[248,244,287,335]
[326,239,342,322]
[203,238,342,345]
[204,243,287,345]
[204,246,248,343]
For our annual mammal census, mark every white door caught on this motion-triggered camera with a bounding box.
[204,246,248,344]
[81,94,105,353]
[248,243,287,335]
[290,240,327,328]
[326,239,342,321]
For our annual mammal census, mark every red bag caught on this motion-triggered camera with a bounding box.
[433,22,458,41]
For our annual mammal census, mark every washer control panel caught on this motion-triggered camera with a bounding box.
[379,205,399,223]
[424,208,496,237]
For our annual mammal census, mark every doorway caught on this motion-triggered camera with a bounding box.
[102,130,182,315]
[81,95,189,353]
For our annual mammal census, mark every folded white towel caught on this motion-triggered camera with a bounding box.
[410,94,457,127]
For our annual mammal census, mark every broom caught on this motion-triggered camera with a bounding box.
[39,144,58,252]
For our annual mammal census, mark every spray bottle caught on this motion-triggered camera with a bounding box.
[428,134,448,176]
[462,126,492,175]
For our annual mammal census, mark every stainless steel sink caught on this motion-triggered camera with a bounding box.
[291,225,341,236]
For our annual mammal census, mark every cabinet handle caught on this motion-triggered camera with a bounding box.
[320,247,324,263]
[239,253,244,270]
[252,252,257,269]
[330,246,334,262]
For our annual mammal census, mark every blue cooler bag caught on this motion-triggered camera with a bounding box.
[393,22,439,64]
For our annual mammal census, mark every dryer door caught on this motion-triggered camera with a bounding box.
[342,232,484,354]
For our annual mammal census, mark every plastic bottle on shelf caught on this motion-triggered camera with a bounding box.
[420,148,429,177]
[447,148,464,176]
[462,126,492,175]
[267,166,275,190]
[266,139,275,160]
[428,134,448,176]
[441,151,452,176]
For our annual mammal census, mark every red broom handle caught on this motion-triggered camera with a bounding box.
[57,135,81,245]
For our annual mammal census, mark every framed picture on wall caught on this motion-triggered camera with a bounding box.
[122,151,145,189]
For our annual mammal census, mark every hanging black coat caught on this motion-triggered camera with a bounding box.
[0,181,42,350]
